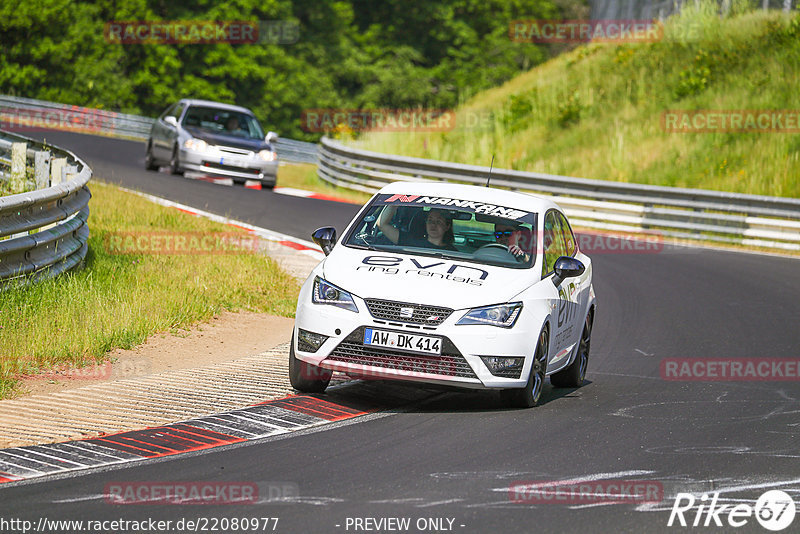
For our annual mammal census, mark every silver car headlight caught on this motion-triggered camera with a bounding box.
[184,138,209,152]
[312,277,358,312]
[457,302,522,328]
[258,150,277,161]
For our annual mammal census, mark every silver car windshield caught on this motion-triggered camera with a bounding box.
[182,106,265,140]
[344,196,538,269]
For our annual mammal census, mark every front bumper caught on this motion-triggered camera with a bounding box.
[180,148,278,183]
[294,288,539,389]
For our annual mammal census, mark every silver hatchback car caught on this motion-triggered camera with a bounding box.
[145,99,279,188]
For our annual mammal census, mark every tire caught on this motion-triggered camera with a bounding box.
[169,145,184,175]
[261,181,275,190]
[144,142,158,171]
[501,328,548,408]
[289,334,332,393]
[232,178,246,186]
[551,312,592,388]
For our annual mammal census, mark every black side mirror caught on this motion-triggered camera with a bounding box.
[312,227,337,256]
[552,256,585,286]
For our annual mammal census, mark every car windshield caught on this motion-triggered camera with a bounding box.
[181,106,265,140]
[344,194,537,269]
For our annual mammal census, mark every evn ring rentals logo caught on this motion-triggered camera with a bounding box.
[668,490,795,531]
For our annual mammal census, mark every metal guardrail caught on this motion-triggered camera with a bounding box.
[0,95,318,164]
[0,130,91,287]
[318,137,800,251]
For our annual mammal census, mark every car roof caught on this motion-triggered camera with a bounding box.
[376,181,561,214]
[179,99,254,115]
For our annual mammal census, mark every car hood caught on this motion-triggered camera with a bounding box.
[321,245,534,310]
[184,127,268,151]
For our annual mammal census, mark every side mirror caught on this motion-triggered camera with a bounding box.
[164,116,178,127]
[266,131,279,144]
[552,256,585,286]
[312,227,337,256]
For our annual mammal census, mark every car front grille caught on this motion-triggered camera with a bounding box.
[325,328,477,379]
[201,161,261,174]
[364,299,453,326]
[217,145,252,156]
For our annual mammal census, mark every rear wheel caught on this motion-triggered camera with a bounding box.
[502,328,548,408]
[289,333,332,393]
[169,145,183,175]
[144,142,158,170]
[551,313,592,388]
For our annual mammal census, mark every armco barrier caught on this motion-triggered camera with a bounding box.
[317,137,800,251]
[0,95,318,164]
[0,130,91,287]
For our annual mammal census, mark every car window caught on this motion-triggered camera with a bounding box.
[343,194,537,270]
[542,210,567,277]
[171,103,186,121]
[556,211,576,256]
[181,106,265,139]
[159,103,177,120]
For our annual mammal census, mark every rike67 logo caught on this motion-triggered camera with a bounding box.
[668,490,795,531]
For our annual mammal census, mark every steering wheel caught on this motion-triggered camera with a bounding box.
[476,242,525,262]
[477,243,510,252]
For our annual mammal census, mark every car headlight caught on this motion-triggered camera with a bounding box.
[312,277,358,312]
[184,138,209,152]
[258,150,277,161]
[456,302,522,328]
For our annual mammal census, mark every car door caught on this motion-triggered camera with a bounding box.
[555,211,588,355]
[153,103,183,159]
[541,209,578,371]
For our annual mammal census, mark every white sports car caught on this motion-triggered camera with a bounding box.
[291,182,596,407]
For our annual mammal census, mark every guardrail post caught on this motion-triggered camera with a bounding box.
[10,142,26,191]
[51,157,67,186]
[34,150,50,190]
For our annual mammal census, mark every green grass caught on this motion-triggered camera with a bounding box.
[0,181,300,398]
[278,162,373,204]
[355,3,800,198]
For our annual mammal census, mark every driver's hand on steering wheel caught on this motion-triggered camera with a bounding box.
[508,244,524,257]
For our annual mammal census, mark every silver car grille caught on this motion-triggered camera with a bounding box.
[364,299,453,326]
[217,145,252,156]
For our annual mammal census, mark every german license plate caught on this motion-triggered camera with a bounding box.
[220,157,245,166]
[363,328,441,355]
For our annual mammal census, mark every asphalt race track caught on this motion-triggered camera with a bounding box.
[1,130,799,533]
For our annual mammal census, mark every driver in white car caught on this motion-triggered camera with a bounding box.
[494,222,532,260]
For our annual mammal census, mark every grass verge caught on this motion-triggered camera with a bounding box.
[0,181,300,399]
[278,162,372,204]
[355,4,800,198]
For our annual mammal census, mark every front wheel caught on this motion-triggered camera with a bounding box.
[144,142,158,171]
[169,146,184,175]
[289,334,332,393]
[501,328,548,408]
[551,313,592,388]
